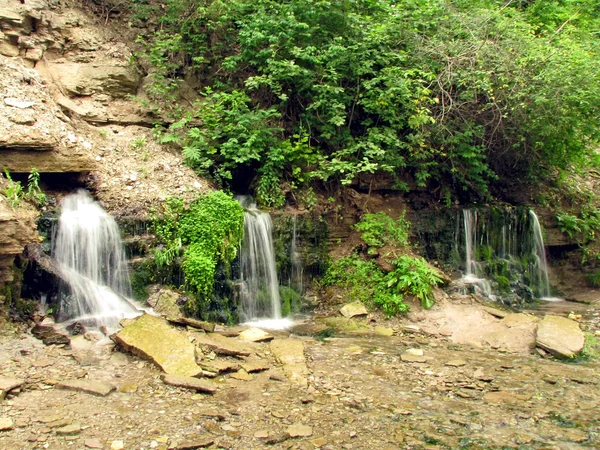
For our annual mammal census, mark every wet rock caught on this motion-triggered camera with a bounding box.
[238,327,274,342]
[31,325,70,346]
[65,321,86,335]
[161,374,217,394]
[536,315,585,358]
[0,417,14,431]
[193,332,253,357]
[287,423,313,438]
[270,339,308,386]
[114,314,202,376]
[148,287,184,320]
[340,301,368,318]
[56,379,116,397]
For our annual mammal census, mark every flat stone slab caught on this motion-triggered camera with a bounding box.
[229,369,253,381]
[170,317,215,332]
[241,358,270,373]
[287,423,313,438]
[194,332,253,357]
[0,417,14,431]
[340,301,368,318]
[174,435,215,449]
[55,379,116,397]
[536,315,585,358]
[197,359,240,374]
[270,338,308,386]
[114,314,202,376]
[238,327,274,342]
[482,306,508,319]
[0,377,24,393]
[374,326,394,337]
[161,374,217,394]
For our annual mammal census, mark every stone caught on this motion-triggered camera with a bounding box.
[374,326,394,337]
[55,424,81,436]
[175,435,214,449]
[287,423,313,438]
[238,327,274,342]
[193,332,253,357]
[265,432,290,445]
[483,391,532,404]
[111,440,124,450]
[196,359,240,374]
[400,353,427,363]
[114,314,202,376]
[482,306,508,319]
[4,98,35,109]
[0,149,95,173]
[0,376,24,393]
[254,430,269,439]
[48,419,73,428]
[0,417,14,431]
[147,287,183,320]
[229,369,253,381]
[445,360,467,367]
[270,338,308,386]
[0,42,19,57]
[84,439,103,449]
[161,374,217,394]
[340,301,368,318]
[536,315,585,358]
[241,358,270,373]
[56,379,116,397]
[169,317,215,333]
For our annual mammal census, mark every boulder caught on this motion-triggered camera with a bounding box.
[536,315,585,358]
[339,301,368,318]
[114,314,202,376]
[147,287,183,320]
[45,61,140,98]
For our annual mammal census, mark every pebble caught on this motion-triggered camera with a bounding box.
[0,417,14,431]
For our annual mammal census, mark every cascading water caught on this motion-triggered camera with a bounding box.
[236,196,283,323]
[54,190,139,329]
[458,208,559,302]
[289,214,304,295]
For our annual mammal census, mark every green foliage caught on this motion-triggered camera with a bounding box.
[385,255,443,309]
[354,212,410,250]
[3,168,46,207]
[3,169,23,207]
[151,192,244,317]
[323,255,409,317]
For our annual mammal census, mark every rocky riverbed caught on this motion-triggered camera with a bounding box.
[0,294,599,450]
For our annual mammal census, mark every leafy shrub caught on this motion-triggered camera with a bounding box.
[354,211,410,250]
[3,168,46,207]
[385,255,443,309]
[151,192,244,317]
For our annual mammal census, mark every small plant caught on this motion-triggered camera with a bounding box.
[130,136,147,151]
[25,168,46,206]
[354,211,410,250]
[385,255,443,309]
[3,169,24,207]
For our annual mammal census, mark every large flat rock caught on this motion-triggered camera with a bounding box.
[270,338,308,386]
[536,315,585,358]
[114,314,202,376]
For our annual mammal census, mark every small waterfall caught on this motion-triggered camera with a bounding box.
[290,214,304,295]
[458,208,558,302]
[237,196,282,322]
[529,211,555,300]
[54,190,139,328]
[462,210,493,298]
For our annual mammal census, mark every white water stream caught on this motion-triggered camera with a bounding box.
[54,190,140,329]
[237,196,283,323]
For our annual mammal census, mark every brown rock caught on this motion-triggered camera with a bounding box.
[161,374,217,394]
[536,315,585,358]
[193,332,253,357]
[56,379,115,397]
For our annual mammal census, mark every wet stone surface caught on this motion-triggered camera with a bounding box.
[0,301,599,450]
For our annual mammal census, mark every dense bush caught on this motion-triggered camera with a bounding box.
[151,191,244,317]
[136,0,600,205]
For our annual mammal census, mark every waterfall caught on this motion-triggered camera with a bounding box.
[529,211,555,299]
[459,208,558,302]
[237,196,282,322]
[54,190,139,328]
[462,209,493,298]
[290,214,304,295]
